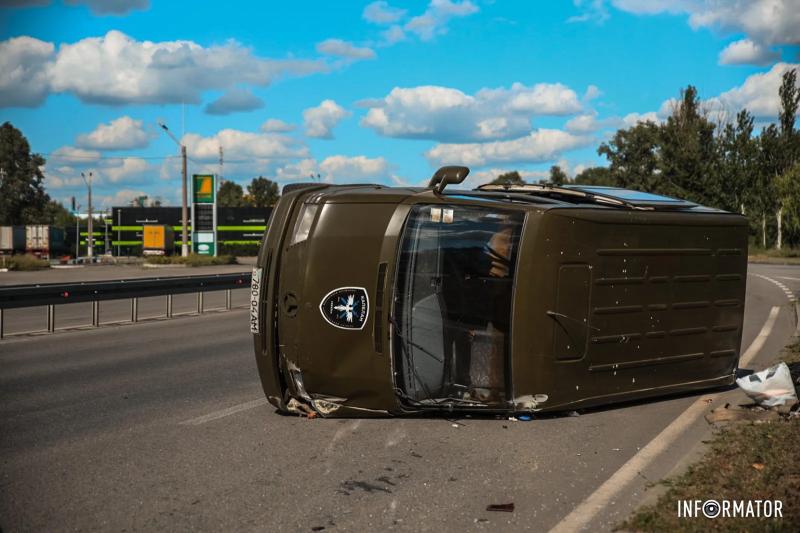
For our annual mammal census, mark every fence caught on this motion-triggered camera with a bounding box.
[0,272,252,339]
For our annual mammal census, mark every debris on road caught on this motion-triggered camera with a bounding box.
[705,403,781,424]
[486,503,515,512]
[735,362,798,407]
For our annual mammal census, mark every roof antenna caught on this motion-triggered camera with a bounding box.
[428,166,470,194]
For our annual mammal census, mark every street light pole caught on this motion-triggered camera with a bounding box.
[81,172,93,259]
[158,121,189,257]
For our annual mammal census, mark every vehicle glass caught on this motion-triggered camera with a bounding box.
[572,186,686,203]
[393,204,525,407]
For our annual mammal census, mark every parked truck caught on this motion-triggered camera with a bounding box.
[25,225,65,259]
[0,226,26,255]
[142,224,174,256]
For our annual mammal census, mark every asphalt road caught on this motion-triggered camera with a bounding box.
[0,263,797,532]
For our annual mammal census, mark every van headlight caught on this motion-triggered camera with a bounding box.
[289,204,318,246]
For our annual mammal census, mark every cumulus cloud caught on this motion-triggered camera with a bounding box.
[303,99,350,139]
[315,39,376,61]
[405,0,479,41]
[361,82,583,142]
[260,118,295,132]
[182,129,309,162]
[319,155,389,180]
[64,0,149,16]
[0,30,327,108]
[0,36,53,107]
[568,0,610,24]
[425,129,592,167]
[76,116,153,150]
[204,88,265,115]
[718,38,781,66]
[708,62,800,118]
[612,0,800,46]
[363,1,407,24]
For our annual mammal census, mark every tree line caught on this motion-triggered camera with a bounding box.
[217,177,279,208]
[493,69,800,250]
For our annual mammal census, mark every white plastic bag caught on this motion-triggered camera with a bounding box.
[736,362,798,407]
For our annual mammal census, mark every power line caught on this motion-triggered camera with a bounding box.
[41,153,182,161]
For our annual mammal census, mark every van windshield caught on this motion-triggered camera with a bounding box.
[392,204,525,407]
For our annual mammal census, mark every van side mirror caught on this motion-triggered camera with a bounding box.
[428,166,470,194]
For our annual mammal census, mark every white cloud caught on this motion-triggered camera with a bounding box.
[718,38,780,66]
[303,99,350,139]
[708,62,800,118]
[64,0,149,16]
[363,1,407,24]
[315,39,376,61]
[612,0,800,46]
[319,155,389,181]
[0,36,53,107]
[584,84,602,101]
[458,167,551,189]
[568,0,610,24]
[425,129,592,167]
[182,129,309,162]
[76,116,153,150]
[0,30,327,108]
[621,111,661,127]
[204,88,265,115]
[565,113,602,133]
[49,145,102,162]
[274,158,321,182]
[361,82,583,142]
[260,118,295,133]
[381,25,407,44]
[404,0,479,41]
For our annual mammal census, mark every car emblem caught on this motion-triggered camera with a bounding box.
[319,287,369,330]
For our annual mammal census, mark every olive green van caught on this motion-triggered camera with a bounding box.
[251,167,747,417]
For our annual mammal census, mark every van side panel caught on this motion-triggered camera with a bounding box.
[512,208,748,411]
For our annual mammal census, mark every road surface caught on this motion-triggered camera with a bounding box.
[0,263,797,531]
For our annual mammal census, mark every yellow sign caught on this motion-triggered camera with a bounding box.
[193,174,215,203]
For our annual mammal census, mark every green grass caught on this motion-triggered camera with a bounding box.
[144,254,237,267]
[748,246,800,264]
[0,254,50,271]
[617,343,800,532]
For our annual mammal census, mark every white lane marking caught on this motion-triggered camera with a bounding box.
[179,398,269,426]
[548,306,781,533]
[751,273,796,302]
[776,276,800,282]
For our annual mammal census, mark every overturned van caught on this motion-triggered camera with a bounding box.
[251,166,748,417]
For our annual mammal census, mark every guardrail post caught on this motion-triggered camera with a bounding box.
[0,308,4,339]
[131,298,139,323]
[197,292,204,314]
[166,294,173,318]
[47,305,55,332]
[226,289,232,310]
[92,300,100,327]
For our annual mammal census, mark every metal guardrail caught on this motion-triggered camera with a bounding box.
[0,272,252,338]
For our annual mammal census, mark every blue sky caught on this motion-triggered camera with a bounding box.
[1,0,798,208]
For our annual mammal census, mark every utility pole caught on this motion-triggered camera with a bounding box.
[158,121,189,257]
[81,172,93,259]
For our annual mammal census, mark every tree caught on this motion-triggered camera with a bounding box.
[549,165,568,186]
[246,176,279,207]
[573,166,614,186]
[658,86,718,206]
[490,171,525,185]
[598,120,660,191]
[775,68,800,248]
[716,109,756,214]
[218,180,246,207]
[0,122,50,225]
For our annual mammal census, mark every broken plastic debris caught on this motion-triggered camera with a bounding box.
[516,414,532,421]
[486,503,515,512]
[735,362,798,407]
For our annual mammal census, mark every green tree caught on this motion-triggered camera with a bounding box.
[549,165,568,186]
[0,122,50,225]
[775,68,800,248]
[246,176,280,207]
[716,109,756,214]
[490,171,525,185]
[658,86,718,205]
[598,120,660,191]
[573,166,614,186]
[218,180,246,207]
